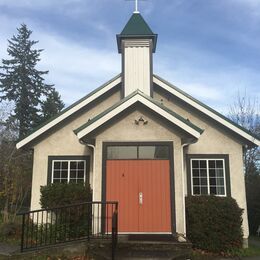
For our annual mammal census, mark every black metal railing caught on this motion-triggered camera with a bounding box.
[18,201,118,259]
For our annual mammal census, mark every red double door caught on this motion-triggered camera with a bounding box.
[106,160,172,233]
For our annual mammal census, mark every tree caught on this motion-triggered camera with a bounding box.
[229,91,260,175]
[0,104,32,223]
[0,23,53,138]
[41,89,64,122]
[229,91,260,235]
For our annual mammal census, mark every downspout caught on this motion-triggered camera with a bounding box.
[80,140,96,201]
[181,142,190,237]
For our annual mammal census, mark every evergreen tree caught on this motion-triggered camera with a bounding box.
[0,24,53,138]
[41,89,65,122]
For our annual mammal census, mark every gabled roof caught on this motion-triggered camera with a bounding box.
[16,74,122,149]
[117,13,158,53]
[153,74,260,147]
[74,90,203,140]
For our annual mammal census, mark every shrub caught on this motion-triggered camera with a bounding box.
[39,183,93,241]
[40,183,92,208]
[186,195,243,253]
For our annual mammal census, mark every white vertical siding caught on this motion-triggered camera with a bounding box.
[124,40,151,96]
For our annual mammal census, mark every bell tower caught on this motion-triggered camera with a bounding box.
[117,13,157,97]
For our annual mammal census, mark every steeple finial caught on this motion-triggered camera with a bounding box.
[134,0,139,13]
[126,0,146,14]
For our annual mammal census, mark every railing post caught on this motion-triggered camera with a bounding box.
[20,214,25,252]
[111,202,118,260]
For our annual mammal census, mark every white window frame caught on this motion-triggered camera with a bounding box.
[51,160,86,184]
[190,158,227,197]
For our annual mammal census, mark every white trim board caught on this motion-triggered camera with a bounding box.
[76,93,202,139]
[153,75,260,146]
[16,75,122,149]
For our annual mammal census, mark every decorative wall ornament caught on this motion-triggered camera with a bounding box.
[135,116,148,125]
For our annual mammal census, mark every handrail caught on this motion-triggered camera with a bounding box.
[17,201,119,215]
[18,201,118,259]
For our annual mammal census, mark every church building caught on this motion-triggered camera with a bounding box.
[17,10,260,244]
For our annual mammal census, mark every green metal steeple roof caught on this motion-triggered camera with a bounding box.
[120,13,154,35]
[117,13,157,53]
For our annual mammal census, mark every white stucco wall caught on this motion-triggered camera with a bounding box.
[29,82,249,239]
[30,90,121,210]
[153,89,249,238]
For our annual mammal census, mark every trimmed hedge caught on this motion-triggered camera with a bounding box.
[40,183,92,208]
[186,195,243,253]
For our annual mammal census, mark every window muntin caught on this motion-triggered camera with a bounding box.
[107,145,169,160]
[191,159,226,196]
[52,160,86,184]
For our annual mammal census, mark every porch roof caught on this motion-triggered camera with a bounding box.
[74,90,204,140]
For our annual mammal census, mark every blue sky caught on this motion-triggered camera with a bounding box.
[0,0,259,113]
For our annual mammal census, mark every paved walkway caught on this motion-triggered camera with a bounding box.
[0,243,19,256]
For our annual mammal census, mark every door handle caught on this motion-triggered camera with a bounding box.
[139,192,143,205]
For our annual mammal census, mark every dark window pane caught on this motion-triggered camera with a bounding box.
[53,170,60,179]
[200,169,207,177]
[210,178,216,185]
[78,170,84,178]
[216,178,224,186]
[209,169,216,177]
[53,179,60,183]
[61,170,68,179]
[200,160,207,168]
[139,146,169,159]
[61,179,67,183]
[216,160,223,168]
[192,169,199,177]
[70,170,76,179]
[216,187,225,195]
[70,162,77,170]
[216,169,224,177]
[192,160,199,168]
[107,146,137,159]
[61,162,68,170]
[210,187,217,195]
[193,178,200,185]
[70,179,76,183]
[201,178,208,185]
[54,162,61,169]
[200,187,208,195]
[77,179,84,184]
[78,161,85,169]
[209,160,215,168]
[193,187,200,195]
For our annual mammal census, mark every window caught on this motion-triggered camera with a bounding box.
[48,156,89,184]
[190,158,227,196]
[107,145,170,160]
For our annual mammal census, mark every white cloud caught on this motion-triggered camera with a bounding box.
[0,14,121,105]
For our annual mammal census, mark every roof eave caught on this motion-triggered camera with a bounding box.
[153,74,260,147]
[74,91,203,140]
[16,74,122,150]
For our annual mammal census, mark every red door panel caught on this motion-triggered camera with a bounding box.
[106,160,172,233]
